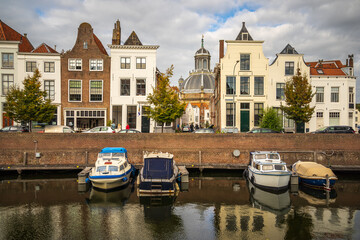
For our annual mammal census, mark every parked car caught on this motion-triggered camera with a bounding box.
[247,128,280,133]
[118,129,141,133]
[182,125,191,132]
[194,128,215,133]
[312,126,355,134]
[0,125,29,132]
[82,126,115,133]
[44,125,75,133]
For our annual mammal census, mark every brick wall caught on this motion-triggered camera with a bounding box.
[1,133,359,168]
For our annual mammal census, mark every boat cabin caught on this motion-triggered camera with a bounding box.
[143,152,175,180]
[250,152,287,171]
[95,147,129,173]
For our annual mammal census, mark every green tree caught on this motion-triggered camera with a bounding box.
[280,69,315,133]
[260,107,283,132]
[4,69,57,131]
[147,66,186,133]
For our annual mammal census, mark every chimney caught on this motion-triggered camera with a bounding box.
[54,45,56,51]
[23,33,27,38]
[112,19,121,45]
[219,40,224,62]
[348,54,354,67]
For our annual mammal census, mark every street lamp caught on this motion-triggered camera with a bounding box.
[233,60,239,133]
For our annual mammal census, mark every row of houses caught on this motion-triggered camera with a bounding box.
[0,20,357,133]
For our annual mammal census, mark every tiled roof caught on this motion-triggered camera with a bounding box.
[306,60,346,76]
[124,31,142,45]
[32,43,58,53]
[93,33,108,56]
[0,20,34,52]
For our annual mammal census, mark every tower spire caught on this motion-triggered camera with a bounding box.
[201,35,204,48]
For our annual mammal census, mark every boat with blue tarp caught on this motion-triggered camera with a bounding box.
[89,147,135,190]
[138,151,179,196]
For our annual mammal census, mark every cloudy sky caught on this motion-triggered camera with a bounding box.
[1,0,359,101]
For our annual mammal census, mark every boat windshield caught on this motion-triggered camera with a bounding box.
[262,165,273,170]
[96,166,106,172]
[108,166,118,172]
[254,154,267,160]
[268,154,280,160]
[98,152,126,158]
[274,165,286,170]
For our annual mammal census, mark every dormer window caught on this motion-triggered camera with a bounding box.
[317,69,324,74]
[242,33,248,40]
[83,41,88,49]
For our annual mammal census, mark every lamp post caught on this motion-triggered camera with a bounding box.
[233,60,239,133]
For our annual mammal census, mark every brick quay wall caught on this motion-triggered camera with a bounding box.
[0,133,359,170]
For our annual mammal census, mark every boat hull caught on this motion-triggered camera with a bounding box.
[90,171,132,190]
[299,177,336,189]
[248,168,291,192]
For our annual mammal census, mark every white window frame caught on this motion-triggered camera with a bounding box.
[44,62,55,73]
[136,57,146,69]
[89,59,103,71]
[68,79,82,102]
[68,58,82,71]
[89,80,103,102]
[331,87,339,103]
[26,61,37,72]
[2,53,14,68]
[121,57,131,69]
[44,80,55,101]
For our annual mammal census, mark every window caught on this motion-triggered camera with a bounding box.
[331,87,339,102]
[226,76,235,94]
[136,79,146,96]
[285,62,294,75]
[276,83,285,100]
[120,79,130,96]
[44,80,55,100]
[240,54,250,70]
[156,122,172,127]
[127,106,137,128]
[26,61,37,72]
[68,59,82,70]
[349,87,354,107]
[241,103,250,109]
[90,59,103,71]
[121,57,130,69]
[2,53,14,68]
[316,112,323,118]
[316,87,324,103]
[226,103,235,127]
[44,62,55,73]
[329,112,340,125]
[90,80,103,101]
[112,106,122,127]
[136,57,146,69]
[83,41,88,49]
[2,74,14,95]
[69,80,82,101]
[254,103,263,126]
[254,77,264,95]
[240,77,250,95]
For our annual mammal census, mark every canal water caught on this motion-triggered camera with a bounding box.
[0,171,359,240]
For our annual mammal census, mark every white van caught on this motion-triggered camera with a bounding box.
[44,125,75,133]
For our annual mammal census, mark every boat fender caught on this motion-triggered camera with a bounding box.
[85,178,90,184]
[122,177,128,182]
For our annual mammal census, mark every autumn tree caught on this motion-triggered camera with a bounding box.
[147,66,186,133]
[280,69,315,132]
[4,69,57,131]
[260,107,283,132]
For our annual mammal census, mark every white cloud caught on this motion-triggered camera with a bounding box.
[1,0,359,100]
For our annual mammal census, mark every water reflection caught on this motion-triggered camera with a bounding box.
[87,184,133,206]
[297,185,337,206]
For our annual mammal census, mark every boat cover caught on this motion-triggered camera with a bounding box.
[100,147,127,153]
[295,162,336,178]
[143,157,174,179]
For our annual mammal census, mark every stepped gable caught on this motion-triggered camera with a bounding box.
[124,31,142,45]
[32,43,58,53]
[0,20,34,52]
[93,33,108,55]
[235,22,253,41]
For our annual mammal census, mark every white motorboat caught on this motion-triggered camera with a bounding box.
[89,147,134,190]
[246,151,291,191]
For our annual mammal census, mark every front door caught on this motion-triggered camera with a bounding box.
[141,116,150,133]
[3,113,13,127]
[240,111,250,132]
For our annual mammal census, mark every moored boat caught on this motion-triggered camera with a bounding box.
[138,151,179,196]
[246,151,291,192]
[292,161,337,190]
[89,147,134,190]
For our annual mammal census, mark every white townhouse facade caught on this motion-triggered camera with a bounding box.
[108,20,158,133]
[217,22,269,132]
[17,43,61,125]
[268,44,310,132]
[307,57,356,132]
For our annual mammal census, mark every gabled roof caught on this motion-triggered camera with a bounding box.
[306,60,346,76]
[93,33,108,56]
[236,22,253,41]
[124,31,142,45]
[280,44,299,54]
[32,43,58,53]
[0,20,34,52]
